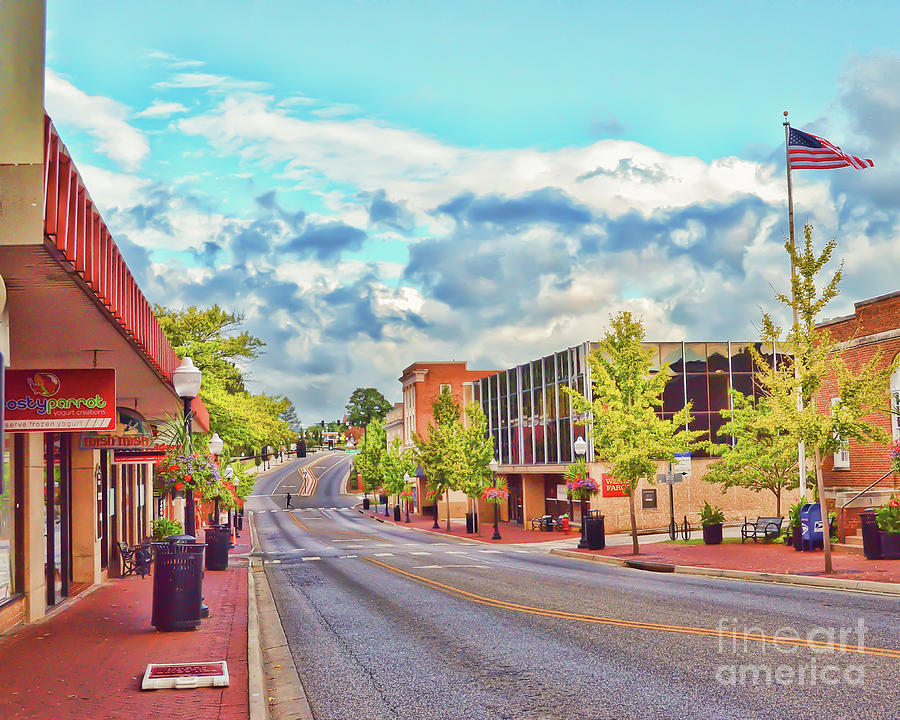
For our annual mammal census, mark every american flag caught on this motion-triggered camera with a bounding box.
[787,128,873,170]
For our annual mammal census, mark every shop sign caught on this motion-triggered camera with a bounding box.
[4,369,116,431]
[114,442,180,464]
[601,473,629,498]
[81,406,154,450]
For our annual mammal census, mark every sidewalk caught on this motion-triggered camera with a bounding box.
[0,530,251,720]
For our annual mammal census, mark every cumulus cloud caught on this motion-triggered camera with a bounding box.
[135,101,189,119]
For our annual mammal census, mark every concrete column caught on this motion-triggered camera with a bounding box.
[70,446,101,586]
[21,433,45,622]
[172,496,185,529]
[144,464,153,538]
[522,476,545,526]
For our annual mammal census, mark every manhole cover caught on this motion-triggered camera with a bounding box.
[142,661,229,690]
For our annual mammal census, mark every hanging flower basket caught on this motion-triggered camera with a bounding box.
[482,486,509,504]
[155,450,222,501]
[566,474,599,501]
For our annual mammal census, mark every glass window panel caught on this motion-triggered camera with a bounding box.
[522,424,534,464]
[545,385,557,420]
[709,412,728,445]
[499,372,508,396]
[663,375,686,412]
[546,422,558,463]
[573,422,586,443]
[707,343,729,373]
[558,386,570,418]
[684,343,707,373]
[659,342,684,373]
[731,373,754,398]
[534,387,543,422]
[500,428,509,464]
[510,391,519,421]
[489,374,499,397]
[532,359,543,387]
[774,343,792,371]
[730,343,753,373]
[509,422,521,464]
[646,344,661,373]
[686,374,708,412]
[1,434,15,600]
[473,381,481,405]
[508,368,518,395]
[690,413,711,457]
[521,363,531,391]
[559,419,572,463]
[491,430,499,460]
[534,423,546,463]
[708,374,729,412]
[556,351,568,382]
[522,390,532,423]
[500,395,509,426]
[756,342,775,371]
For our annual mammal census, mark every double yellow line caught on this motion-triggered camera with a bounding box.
[364,558,900,659]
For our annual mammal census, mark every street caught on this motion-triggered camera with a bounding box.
[249,453,900,720]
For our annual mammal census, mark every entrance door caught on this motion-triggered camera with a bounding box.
[507,476,524,525]
[44,433,72,606]
[99,450,109,571]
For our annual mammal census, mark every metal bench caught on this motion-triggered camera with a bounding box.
[741,516,783,543]
[530,515,556,531]
[118,541,152,578]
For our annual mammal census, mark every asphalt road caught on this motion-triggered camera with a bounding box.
[249,452,900,720]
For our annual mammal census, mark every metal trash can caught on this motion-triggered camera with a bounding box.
[393,505,401,522]
[237,512,244,531]
[363,498,371,510]
[151,536,206,631]
[584,513,606,550]
[205,526,231,571]
[465,512,474,533]
[859,510,883,560]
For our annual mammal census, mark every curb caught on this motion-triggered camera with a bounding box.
[248,516,315,720]
[548,548,900,595]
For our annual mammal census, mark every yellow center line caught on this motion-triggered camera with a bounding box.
[363,558,900,659]
[288,513,309,531]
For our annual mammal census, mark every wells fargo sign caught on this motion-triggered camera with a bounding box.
[4,369,116,431]
[601,473,629,498]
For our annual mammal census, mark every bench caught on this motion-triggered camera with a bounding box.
[118,541,152,578]
[531,515,558,532]
[741,516,783,543]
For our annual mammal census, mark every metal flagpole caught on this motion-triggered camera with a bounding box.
[783,111,807,495]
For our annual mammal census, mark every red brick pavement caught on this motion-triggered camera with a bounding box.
[580,541,900,583]
[0,531,250,720]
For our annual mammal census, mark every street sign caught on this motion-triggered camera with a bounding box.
[673,452,691,476]
[657,472,683,484]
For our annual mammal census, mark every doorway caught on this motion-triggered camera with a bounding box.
[44,433,72,607]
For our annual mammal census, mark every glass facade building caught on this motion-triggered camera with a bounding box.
[477,341,785,464]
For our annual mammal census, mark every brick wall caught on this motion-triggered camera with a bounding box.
[402,362,495,440]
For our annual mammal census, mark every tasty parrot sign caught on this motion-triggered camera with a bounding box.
[4,369,116,431]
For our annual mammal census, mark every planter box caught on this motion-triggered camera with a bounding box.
[702,523,723,545]
[880,531,900,560]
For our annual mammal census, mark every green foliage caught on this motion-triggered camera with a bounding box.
[705,391,799,516]
[152,518,183,541]
[381,438,418,497]
[563,311,705,554]
[345,388,393,428]
[355,418,387,494]
[699,501,725,526]
[788,496,807,527]
[876,495,900,534]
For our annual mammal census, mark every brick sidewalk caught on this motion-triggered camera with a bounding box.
[0,531,250,720]
[578,541,900,583]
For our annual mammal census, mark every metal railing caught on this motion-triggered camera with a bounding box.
[840,468,895,542]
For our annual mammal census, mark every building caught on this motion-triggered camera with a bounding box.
[384,402,403,447]
[0,4,208,632]
[475,340,802,533]
[817,290,900,538]
[398,361,495,518]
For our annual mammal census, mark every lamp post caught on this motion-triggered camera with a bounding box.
[574,436,589,549]
[209,432,224,524]
[223,465,235,535]
[173,357,202,537]
[489,458,501,540]
[403,472,411,523]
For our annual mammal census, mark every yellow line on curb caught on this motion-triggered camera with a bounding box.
[363,557,900,659]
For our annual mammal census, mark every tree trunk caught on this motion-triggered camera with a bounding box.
[628,485,639,555]
[446,491,451,532]
[775,487,781,517]
[814,447,833,573]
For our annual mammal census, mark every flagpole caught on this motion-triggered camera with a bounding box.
[784,110,807,495]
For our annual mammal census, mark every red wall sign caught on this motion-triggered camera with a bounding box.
[4,369,116,432]
[601,473,629,498]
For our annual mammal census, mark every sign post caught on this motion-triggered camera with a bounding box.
[657,463,685,540]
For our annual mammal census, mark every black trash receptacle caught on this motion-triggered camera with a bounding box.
[859,510,883,560]
[205,526,231,571]
[363,497,371,510]
[393,505,401,522]
[151,538,206,631]
[585,514,606,550]
[465,512,474,533]
[237,513,244,531]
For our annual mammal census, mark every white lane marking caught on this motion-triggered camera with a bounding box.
[431,543,449,546]
[403,543,418,546]
[445,551,467,555]
[256,511,267,514]
[512,550,530,553]
[301,556,321,561]
[413,565,444,569]
[450,564,488,569]
[265,559,281,564]
[321,510,333,519]
[288,548,307,552]
[478,550,502,554]
[339,554,358,559]
[409,551,430,556]
[373,553,395,557]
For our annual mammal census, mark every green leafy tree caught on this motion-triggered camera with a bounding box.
[355,418,387,497]
[754,225,896,573]
[414,388,463,530]
[705,391,799,516]
[345,388,393,428]
[457,404,496,507]
[564,311,705,555]
[381,438,418,505]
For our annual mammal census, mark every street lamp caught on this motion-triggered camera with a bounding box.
[489,457,501,540]
[173,357,202,537]
[223,465,236,537]
[574,436,588,549]
[209,432,224,524]
[403,472,411,523]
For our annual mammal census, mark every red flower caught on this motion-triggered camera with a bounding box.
[184,474,192,484]
[175,482,184,491]
[890,498,899,508]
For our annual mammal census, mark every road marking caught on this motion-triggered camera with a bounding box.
[512,550,530,553]
[364,557,900,659]
[445,551,467,555]
[409,552,431,556]
[288,514,309,531]
[256,510,267,514]
[478,550,502,554]
[265,559,281,564]
[373,553,395,557]
[321,510,333,519]
[339,554,358,559]
[413,565,445,569]
[301,556,321,561]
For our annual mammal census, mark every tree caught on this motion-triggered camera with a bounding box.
[754,225,896,573]
[564,311,705,555]
[355,418,387,497]
[280,401,302,433]
[345,388,393,428]
[414,388,463,530]
[381,438,418,506]
[705,391,799,516]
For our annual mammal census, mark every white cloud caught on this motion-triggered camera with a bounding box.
[45,68,149,170]
[135,101,189,119]
[154,73,268,91]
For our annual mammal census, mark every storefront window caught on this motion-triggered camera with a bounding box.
[0,435,15,601]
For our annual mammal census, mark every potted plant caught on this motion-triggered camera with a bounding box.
[875,494,900,559]
[152,518,183,541]
[700,501,725,544]
[788,496,806,551]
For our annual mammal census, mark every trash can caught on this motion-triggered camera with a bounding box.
[800,503,823,551]
[151,536,206,631]
[205,526,231,571]
[363,497,371,510]
[465,512,474,533]
[237,512,244,531]
[859,510,883,560]
[393,505,401,522]
[584,513,606,550]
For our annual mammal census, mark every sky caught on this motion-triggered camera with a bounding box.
[44,1,900,423]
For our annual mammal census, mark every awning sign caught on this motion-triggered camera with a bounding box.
[81,406,154,450]
[601,473,629,498]
[4,369,116,431]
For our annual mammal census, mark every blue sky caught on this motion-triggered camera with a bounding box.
[44,1,900,421]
